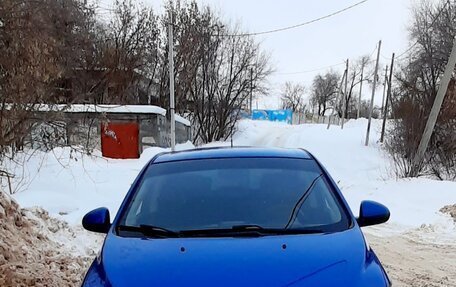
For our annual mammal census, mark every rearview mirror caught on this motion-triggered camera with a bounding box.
[357,201,390,227]
[82,207,111,233]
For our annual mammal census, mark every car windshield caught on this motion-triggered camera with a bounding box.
[118,157,350,237]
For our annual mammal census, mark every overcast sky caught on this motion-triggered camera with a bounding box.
[98,0,424,106]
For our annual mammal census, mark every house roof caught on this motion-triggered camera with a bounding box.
[7,104,191,126]
[63,104,191,126]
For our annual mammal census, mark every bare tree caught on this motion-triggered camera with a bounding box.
[0,0,273,151]
[280,82,307,112]
[340,56,372,118]
[310,71,340,116]
[156,1,216,113]
[158,2,272,143]
[88,0,160,104]
[386,0,456,179]
[191,24,272,143]
[0,0,96,154]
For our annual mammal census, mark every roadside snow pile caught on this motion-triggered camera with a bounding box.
[0,190,97,286]
[440,205,456,222]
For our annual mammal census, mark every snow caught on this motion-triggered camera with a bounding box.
[5,142,194,225]
[6,104,166,115]
[65,104,191,126]
[4,118,456,246]
[4,104,191,126]
[174,114,191,126]
[64,104,167,115]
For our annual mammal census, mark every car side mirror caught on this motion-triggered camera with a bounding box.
[82,207,111,234]
[357,201,390,227]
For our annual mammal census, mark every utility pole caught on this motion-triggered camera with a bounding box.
[380,53,395,143]
[365,40,381,146]
[168,9,176,151]
[410,37,456,176]
[357,61,364,119]
[327,69,347,129]
[341,59,349,129]
[250,68,253,117]
[381,65,388,114]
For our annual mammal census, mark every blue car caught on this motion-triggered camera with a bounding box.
[81,147,391,287]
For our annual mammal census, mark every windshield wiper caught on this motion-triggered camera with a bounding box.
[117,224,179,238]
[177,225,270,238]
[117,224,324,238]
[284,174,323,229]
[178,228,254,237]
[180,225,324,237]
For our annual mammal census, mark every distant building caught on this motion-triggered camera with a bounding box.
[26,104,191,159]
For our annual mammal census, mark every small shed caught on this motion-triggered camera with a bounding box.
[27,104,192,159]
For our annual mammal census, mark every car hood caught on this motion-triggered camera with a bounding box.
[100,228,383,287]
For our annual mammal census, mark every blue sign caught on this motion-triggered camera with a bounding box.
[252,110,293,124]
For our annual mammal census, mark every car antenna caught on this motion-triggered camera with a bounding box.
[230,133,233,148]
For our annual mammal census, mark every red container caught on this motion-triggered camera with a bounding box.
[101,122,139,159]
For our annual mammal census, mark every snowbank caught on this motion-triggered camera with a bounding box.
[0,190,98,286]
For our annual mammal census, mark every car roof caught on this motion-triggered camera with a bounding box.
[152,147,313,164]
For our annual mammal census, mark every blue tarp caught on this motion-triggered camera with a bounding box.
[251,110,293,124]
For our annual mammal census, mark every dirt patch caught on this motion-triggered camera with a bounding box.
[0,191,95,287]
[440,205,456,222]
[366,232,456,287]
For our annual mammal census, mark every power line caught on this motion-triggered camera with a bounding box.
[93,0,371,42]
[276,41,378,76]
[393,0,450,61]
[276,59,377,76]
[95,0,377,80]
[395,42,418,60]
[368,42,379,58]
[217,0,370,37]
[380,52,391,60]
[276,62,345,76]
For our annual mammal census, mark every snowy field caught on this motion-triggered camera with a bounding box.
[2,118,456,286]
